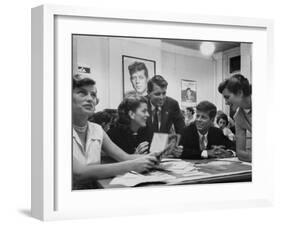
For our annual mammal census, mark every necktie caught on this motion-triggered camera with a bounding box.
[153,107,159,132]
[200,135,207,151]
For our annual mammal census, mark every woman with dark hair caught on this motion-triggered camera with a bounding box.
[72,74,158,189]
[216,113,235,141]
[185,107,195,126]
[218,74,252,162]
[107,94,151,154]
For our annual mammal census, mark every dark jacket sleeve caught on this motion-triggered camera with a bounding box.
[208,127,236,151]
[171,99,185,135]
[179,125,202,159]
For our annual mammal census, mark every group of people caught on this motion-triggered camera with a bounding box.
[72,72,252,189]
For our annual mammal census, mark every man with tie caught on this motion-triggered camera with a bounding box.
[142,75,185,142]
[180,101,235,159]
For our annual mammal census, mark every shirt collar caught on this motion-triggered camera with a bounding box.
[197,130,208,138]
[150,101,162,112]
[73,121,102,141]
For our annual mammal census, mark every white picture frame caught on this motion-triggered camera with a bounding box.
[31,4,274,221]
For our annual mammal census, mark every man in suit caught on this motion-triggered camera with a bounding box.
[142,75,185,142]
[180,101,235,159]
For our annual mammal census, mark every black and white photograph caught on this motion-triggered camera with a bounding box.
[72,34,252,190]
[181,79,197,107]
[122,55,156,96]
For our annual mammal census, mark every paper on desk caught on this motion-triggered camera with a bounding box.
[166,172,211,185]
[160,160,198,175]
[110,171,176,187]
[216,157,252,166]
[197,161,233,166]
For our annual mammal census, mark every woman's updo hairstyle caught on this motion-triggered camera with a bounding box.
[218,74,251,97]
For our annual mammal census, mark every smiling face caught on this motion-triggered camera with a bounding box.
[149,83,167,107]
[72,85,98,118]
[195,110,213,134]
[130,69,148,95]
[130,102,149,128]
[221,88,243,108]
[217,118,227,129]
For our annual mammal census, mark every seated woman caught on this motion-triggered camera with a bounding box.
[107,94,151,155]
[72,74,158,189]
[218,74,252,162]
[216,113,235,141]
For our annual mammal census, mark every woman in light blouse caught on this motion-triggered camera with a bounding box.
[72,74,158,189]
[218,74,252,162]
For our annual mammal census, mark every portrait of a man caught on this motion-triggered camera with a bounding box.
[122,55,156,96]
[128,61,149,96]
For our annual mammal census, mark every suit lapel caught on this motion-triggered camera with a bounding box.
[192,124,201,150]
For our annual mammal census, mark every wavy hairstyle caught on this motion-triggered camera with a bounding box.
[72,74,95,89]
[216,113,229,126]
[196,101,217,120]
[117,94,148,129]
[128,61,148,79]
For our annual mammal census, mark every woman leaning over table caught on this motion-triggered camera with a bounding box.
[107,94,151,155]
[218,74,252,162]
[72,74,158,189]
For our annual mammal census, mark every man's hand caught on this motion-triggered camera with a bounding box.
[207,146,234,158]
[163,145,183,158]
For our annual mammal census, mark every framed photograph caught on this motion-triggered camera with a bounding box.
[181,79,197,107]
[31,4,274,221]
[122,55,156,96]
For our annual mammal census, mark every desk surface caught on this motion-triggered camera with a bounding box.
[97,158,252,189]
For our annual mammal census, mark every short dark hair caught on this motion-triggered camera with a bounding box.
[73,74,96,89]
[147,75,168,93]
[89,111,111,125]
[117,94,148,127]
[216,113,229,125]
[196,101,217,120]
[128,61,148,79]
[186,107,195,115]
[218,74,251,97]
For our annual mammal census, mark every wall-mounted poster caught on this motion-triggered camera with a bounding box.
[122,55,156,96]
[181,79,197,107]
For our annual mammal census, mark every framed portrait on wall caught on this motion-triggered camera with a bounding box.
[122,55,156,96]
[181,79,197,107]
[31,4,273,221]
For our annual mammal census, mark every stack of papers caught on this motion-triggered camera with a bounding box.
[110,171,176,187]
[159,159,197,176]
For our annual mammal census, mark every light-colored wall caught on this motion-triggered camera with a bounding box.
[162,50,215,108]
[74,35,110,111]
[74,36,223,111]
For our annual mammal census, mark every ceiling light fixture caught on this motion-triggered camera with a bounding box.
[200,42,215,56]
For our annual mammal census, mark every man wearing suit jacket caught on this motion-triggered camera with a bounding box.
[141,75,185,142]
[180,101,235,159]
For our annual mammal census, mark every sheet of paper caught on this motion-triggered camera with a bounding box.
[149,133,168,153]
[110,171,176,187]
[166,172,211,185]
[160,160,197,174]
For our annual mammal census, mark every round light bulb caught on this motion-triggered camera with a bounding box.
[200,42,215,56]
